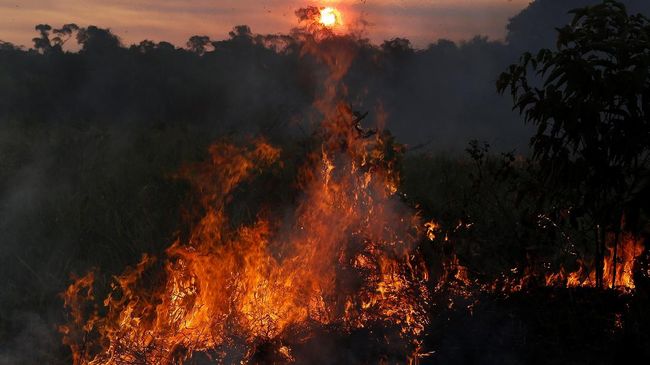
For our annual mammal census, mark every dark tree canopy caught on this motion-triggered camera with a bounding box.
[498,0,650,286]
[77,26,121,53]
[506,0,650,50]
[52,23,79,47]
[187,35,211,54]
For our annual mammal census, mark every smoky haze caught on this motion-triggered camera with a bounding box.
[1,0,650,363]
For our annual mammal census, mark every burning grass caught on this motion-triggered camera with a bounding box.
[60,12,432,363]
[60,108,432,365]
[58,6,649,365]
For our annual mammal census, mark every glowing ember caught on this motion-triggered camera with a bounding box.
[319,7,341,27]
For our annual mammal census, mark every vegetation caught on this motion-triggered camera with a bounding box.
[498,0,650,288]
[0,1,649,364]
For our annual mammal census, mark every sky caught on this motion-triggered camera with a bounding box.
[0,0,531,48]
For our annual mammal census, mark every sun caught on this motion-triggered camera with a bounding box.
[319,7,341,27]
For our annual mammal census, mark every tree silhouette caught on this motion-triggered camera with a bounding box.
[186,35,211,54]
[32,24,52,53]
[498,0,650,288]
[76,26,121,53]
[228,25,253,41]
[0,40,19,51]
[52,23,79,48]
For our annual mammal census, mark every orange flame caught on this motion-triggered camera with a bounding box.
[545,234,644,290]
[61,22,430,365]
[61,122,430,365]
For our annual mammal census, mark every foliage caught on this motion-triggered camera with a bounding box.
[402,143,549,278]
[498,0,650,286]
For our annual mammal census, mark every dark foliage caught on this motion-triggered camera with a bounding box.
[498,0,650,287]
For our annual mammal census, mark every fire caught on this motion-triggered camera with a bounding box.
[61,16,430,365]
[545,234,645,290]
[61,121,430,365]
[426,217,645,296]
[59,8,649,363]
[61,107,430,365]
[319,7,341,27]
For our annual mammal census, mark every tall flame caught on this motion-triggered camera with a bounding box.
[61,20,430,365]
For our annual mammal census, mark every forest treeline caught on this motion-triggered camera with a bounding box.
[1,23,523,151]
[1,0,649,149]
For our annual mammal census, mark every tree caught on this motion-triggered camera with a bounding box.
[52,23,79,48]
[497,0,650,288]
[506,0,650,51]
[157,41,176,52]
[135,39,156,53]
[186,35,211,55]
[32,23,79,53]
[381,38,415,62]
[32,24,52,53]
[76,26,121,53]
[228,25,253,42]
[0,40,19,51]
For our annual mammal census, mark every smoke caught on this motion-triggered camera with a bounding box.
[0,311,60,365]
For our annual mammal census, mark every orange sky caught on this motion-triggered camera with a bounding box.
[0,0,531,48]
